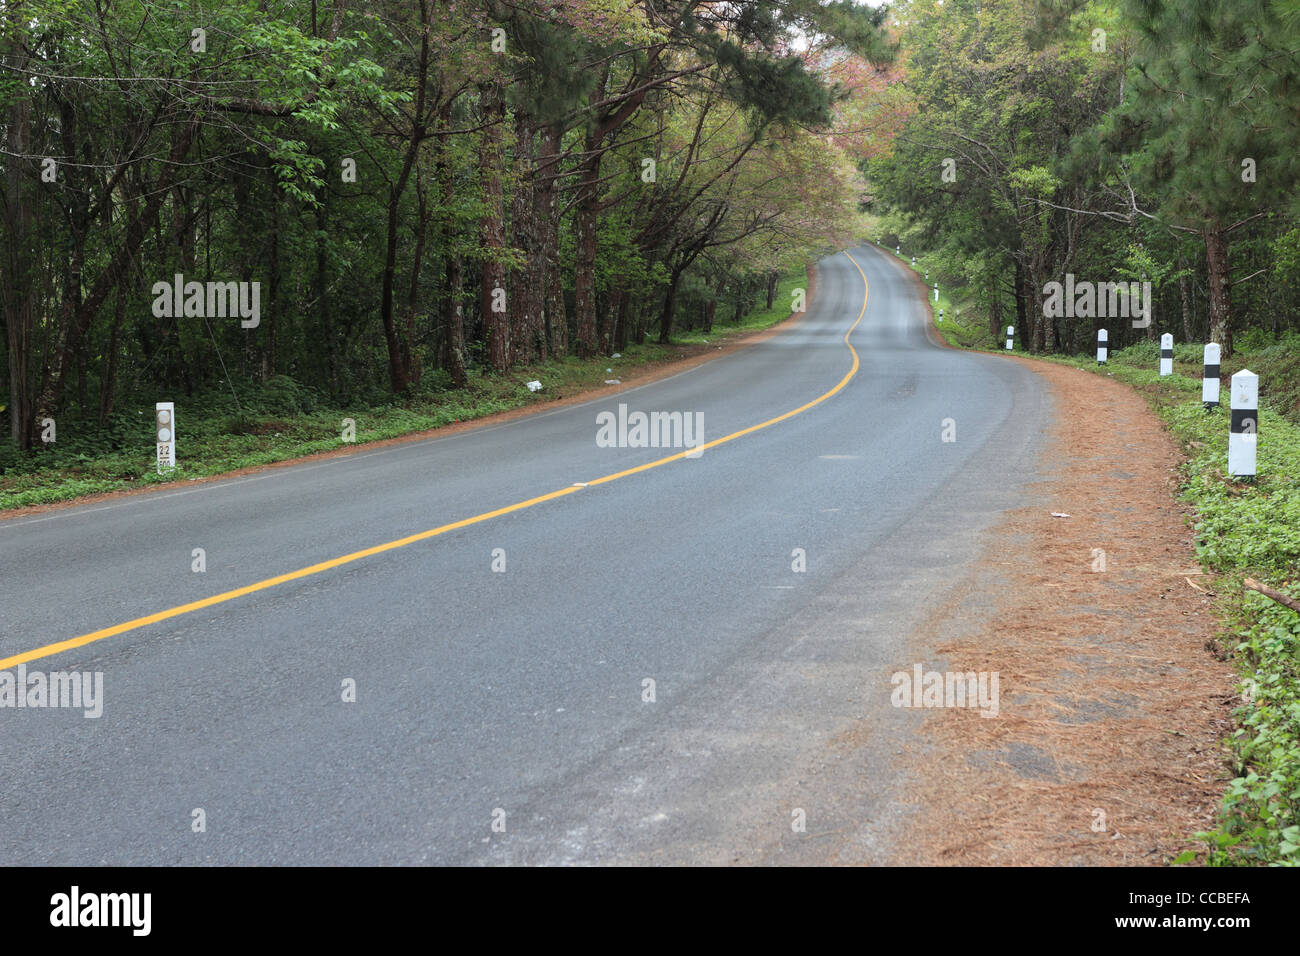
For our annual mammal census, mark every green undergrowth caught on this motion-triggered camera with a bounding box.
[674,267,809,343]
[1164,398,1300,866]
[0,267,809,512]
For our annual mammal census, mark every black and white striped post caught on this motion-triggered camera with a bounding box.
[1097,328,1108,364]
[1160,333,1173,376]
[1228,369,1258,478]
[1005,325,1014,351]
[933,284,939,302]
[1202,343,1221,410]
[938,308,943,323]
[911,256,916,266]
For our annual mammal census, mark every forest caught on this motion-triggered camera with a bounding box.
[0,0,898,453]
[3,0,1299,459]
[869,0,1300,364]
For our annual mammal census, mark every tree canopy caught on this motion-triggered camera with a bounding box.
[1,0,895,449]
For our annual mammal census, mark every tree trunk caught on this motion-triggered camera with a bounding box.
[3,44,34,449]
[313,184,338,399]
[573,146,601,357]
[265,170,281,379]
[480,80,509,372]
[1178,248,1193,344]
[601,287,624,356]
[401,163,430,389]
[58,89,90,418]
[614,289,631,352]
[1028,256,1047,353]
[989,273,1002,341]
[633,295,647,345]
[377,6,432,393]
[1205,224,1232,355]
[99,277,126,425]
[435,100,467,389]
[510,114,541,365]
[536,122,566,357]
[1013,260,1027,348]
[380,171,415,391]
[657,266,683,343]
[445,253,467,388]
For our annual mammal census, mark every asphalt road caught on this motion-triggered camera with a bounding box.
[0,245,1053,865]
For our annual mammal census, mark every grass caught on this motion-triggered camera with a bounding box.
[0,267,809,512]
[674,267,810,343]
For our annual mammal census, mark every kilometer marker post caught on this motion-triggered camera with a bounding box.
[1228,369,1258,478]
[1160,333,1174,376]
[1097,328,1108,364]
[156,402,176,474]
[1202,343,1221,410]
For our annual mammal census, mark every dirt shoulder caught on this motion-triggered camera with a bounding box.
[892,358,1236,865]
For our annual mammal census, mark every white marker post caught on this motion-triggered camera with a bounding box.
[1228,369,1258,478]
[1159,333,1174,376]
[156,402,176,474]
[1005,325,1014,351]
[938,308,943,323]
[1202,343,1221,410]
[933,284,939,302]
[1097,328,1108,364]
[896,245,901,255]
[911,256,916,266]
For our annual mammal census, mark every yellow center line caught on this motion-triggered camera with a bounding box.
[1,251,871,671]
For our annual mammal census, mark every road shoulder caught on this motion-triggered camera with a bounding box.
[891,358,1235,865]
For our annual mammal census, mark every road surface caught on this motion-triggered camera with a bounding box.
[0,245,1053,865]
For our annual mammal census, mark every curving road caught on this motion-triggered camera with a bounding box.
[0,245,1053,865]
